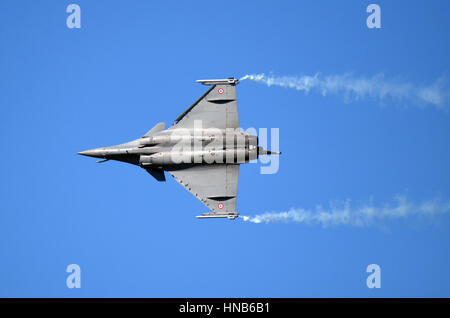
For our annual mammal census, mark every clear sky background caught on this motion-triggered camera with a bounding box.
[0,0,449,297]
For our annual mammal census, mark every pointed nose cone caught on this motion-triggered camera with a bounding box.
[78,147,105,158]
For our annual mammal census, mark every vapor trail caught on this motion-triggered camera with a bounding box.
[240,73,447,108]
[242,196,450,227]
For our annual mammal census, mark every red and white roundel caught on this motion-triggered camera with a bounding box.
[218,88,224,94]
[218,203,224,209]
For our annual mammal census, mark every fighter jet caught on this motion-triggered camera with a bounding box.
[79,77,280,219]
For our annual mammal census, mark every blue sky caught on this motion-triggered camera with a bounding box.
[0,0,449,297]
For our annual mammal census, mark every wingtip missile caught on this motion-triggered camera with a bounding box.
[196,212,240,220]
[196,78,239,86]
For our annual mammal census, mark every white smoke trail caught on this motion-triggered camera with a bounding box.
[240,73,448,108]
[241,196,450,227]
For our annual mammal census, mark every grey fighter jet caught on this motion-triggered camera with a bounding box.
[79,78,280,220]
